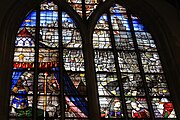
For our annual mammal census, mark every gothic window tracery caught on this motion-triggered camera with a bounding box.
[8,0,178,119]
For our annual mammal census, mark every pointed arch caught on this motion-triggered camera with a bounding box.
[92,2,178,119]
[0,0,180,120]
[8,0,90,119]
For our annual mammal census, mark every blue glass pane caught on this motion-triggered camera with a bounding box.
[21,11,36,27]
[62,12,76,28]
[131,16,147,31]
[40,11,58,27]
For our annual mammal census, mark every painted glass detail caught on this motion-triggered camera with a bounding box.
[93,3,177,119]
[9,1,88,119]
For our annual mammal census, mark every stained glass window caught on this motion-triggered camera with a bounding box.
[9,0,178,120]
[9,1,88,119]
[93,3,177,119]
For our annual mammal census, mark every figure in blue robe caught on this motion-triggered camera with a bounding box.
[11,78,29,110]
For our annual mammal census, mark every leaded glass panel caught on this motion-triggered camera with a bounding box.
[93,3,177,119]
[122,74,145,96]
[118,51,139,73]
[94,50,116,72]
[9,0,178,119]
[9,1,89,119]
[63,49,85,71]
[135,32,157,51]
[146,74,170,96]
[97,73,120,96]
[66,0,83,17]
[113,31,134,50]
[141,52,163,73]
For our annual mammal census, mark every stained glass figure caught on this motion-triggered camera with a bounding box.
[11,77,30,111]
[126,97,150,118]
[9,71,34,117]
[152,98,176,118]
[99,97,123,118]
[37,72,60,118]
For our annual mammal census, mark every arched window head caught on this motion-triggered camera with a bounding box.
[93,3,177,119]
[9,1,88,119]
[66,0,106,18]
[8,0,178,120]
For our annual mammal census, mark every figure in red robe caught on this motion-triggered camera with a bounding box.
[162,102,174,118]
[131,102,150,118]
